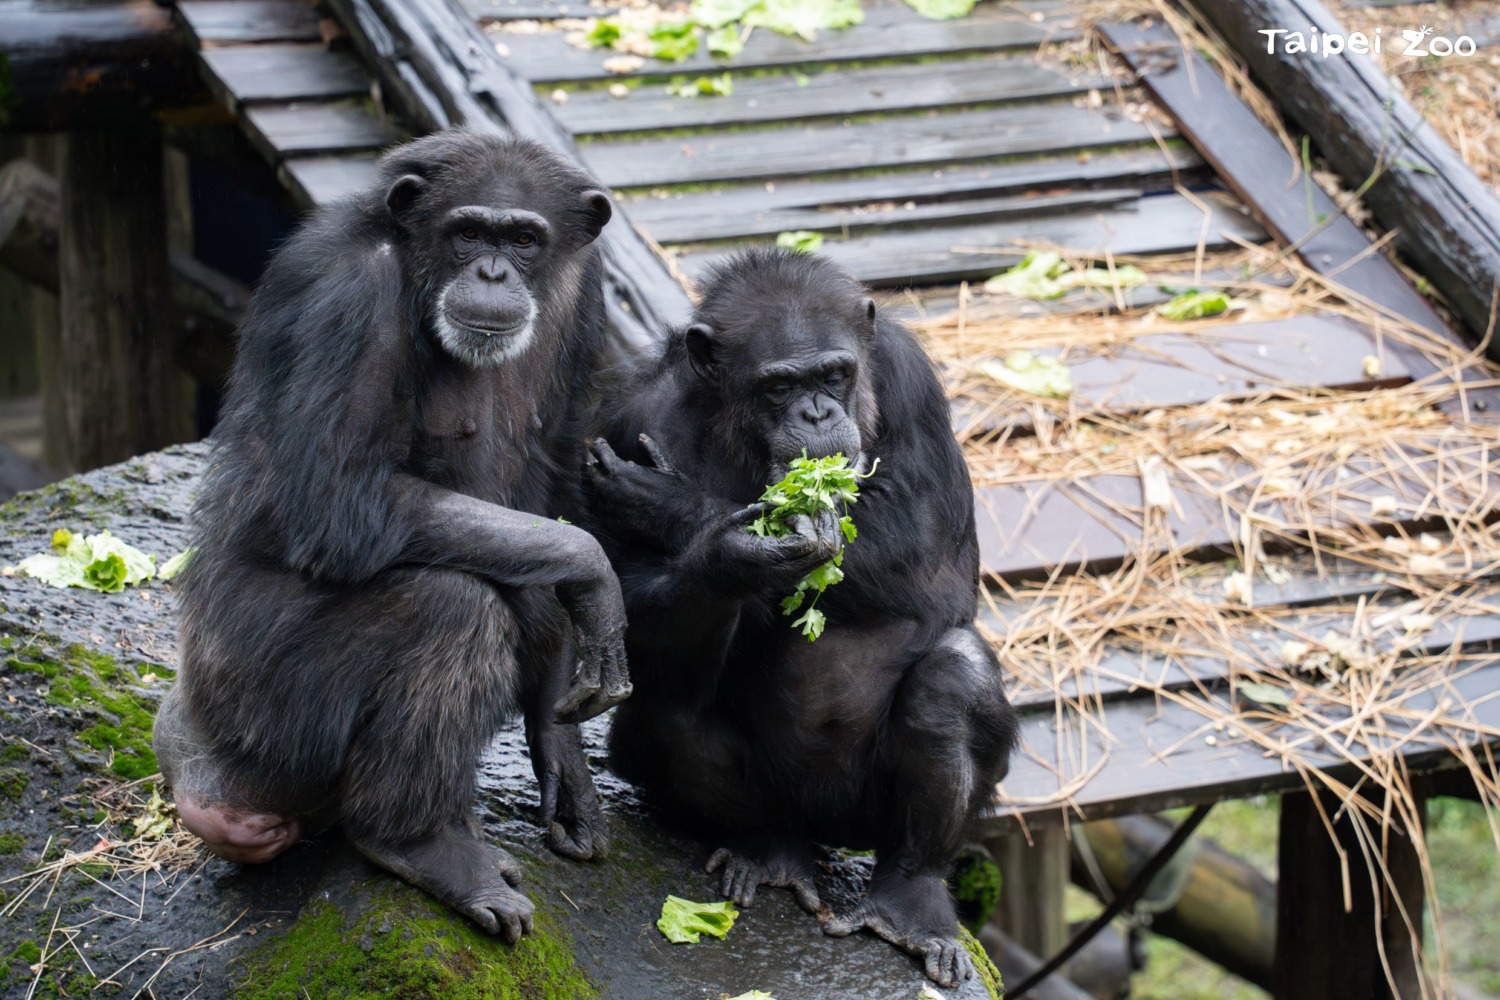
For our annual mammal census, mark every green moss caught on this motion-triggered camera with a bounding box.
[0,833,24,855]
[0,767,28,802]
[7,645,163,779]
[960,926,1004,999]
[7,940,40,966]
[236,882,598,1000]
[1,745,28,763]
[951,851,1003,933]
[960,929,1008,995]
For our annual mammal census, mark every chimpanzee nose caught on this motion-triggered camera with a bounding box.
[799,397,830,427]
[477,255,509,282]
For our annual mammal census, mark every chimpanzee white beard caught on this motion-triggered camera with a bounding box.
[433,286,538,369]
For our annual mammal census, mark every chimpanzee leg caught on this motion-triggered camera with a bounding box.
[824,626,1017,987]
[336,569,537,942]
[155,685,307,865]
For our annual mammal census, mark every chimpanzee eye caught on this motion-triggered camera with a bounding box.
[460,227,480,242]
[825,370,846,390]
[514,232,536,247]
[763,382,793,405]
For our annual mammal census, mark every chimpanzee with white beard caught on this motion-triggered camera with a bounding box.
[583,248,1019,986]
[152,130,631,941]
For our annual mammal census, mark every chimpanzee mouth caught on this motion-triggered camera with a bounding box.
[435,303,538,367]
[447,316,531,339]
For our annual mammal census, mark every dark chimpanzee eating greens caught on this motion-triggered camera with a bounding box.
[152,130,631,941]
[583,248,1020,987]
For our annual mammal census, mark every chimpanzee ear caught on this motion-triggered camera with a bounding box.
[577,190,613,246]
[684,323,720,383]
[386,174,428,224]
[862,297,877,326]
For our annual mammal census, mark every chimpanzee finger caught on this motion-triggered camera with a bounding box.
[728,502,771,527]
[587,437,627,474]
[538,768,560,825]
[638,434,677,474]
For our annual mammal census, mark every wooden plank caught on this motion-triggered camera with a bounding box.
[552,55,1106,135]
[972,432,1495,581]
[675,192,1265,287]
[623,144,1203,242]
[647,188,1140,246]
[177,0,322,45]
[994,586,1500,711]
[466,0,609,18]
[581,101,1163,188]
[494,0,1081,83]
[279,154,379,206]
[244,104,404,159]
[951,314,1413,439]
[1276,786,1424,999]
[199,45,371,109]
[980,644,1500,831]
[1104,17,1500,391]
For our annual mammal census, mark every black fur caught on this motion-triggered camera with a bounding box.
[156,130,629,938]
[583,249,1019,986]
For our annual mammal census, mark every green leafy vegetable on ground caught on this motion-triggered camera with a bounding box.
[984,250,1147,300]
[979,350,1073,399]
[668,73,734,97]
[775,230,824,253]
[690,0,762,28]
[904,0,977,18]
[747,452,875,641]
[726,992,777,1000]
[649,20,700,60]
[10,529,157,592]
[157,547,196,581]
[1158,289,1231,321]
[707,23,746,57]
[743,0,862,41]
[657,895,740,943]
[584,18,622,46]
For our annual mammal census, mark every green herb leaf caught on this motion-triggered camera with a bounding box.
[1157,289,1231,321]
[657,895,740,943]
[743,0,862,42]
[669,72,734,97]
[775,230,824,253]
[981,250,1068,299]
[792,607,826,640]
[1238,681,1293,708]
[904,0,977,18]
[1055,264,1148,290]
[158,547,196,581]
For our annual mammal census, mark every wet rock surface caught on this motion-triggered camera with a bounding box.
[0,448,1000,999]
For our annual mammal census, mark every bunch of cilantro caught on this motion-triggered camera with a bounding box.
[746,452,875,641]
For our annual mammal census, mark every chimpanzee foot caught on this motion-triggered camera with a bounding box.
[174,792,302,865]
[705,839,826,915]
[822,871,973,987]
[355,825,536,943]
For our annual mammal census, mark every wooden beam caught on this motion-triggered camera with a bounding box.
[55,126,188,471]
[0,157,248,388]
[324,0,694,354]
[1192,0,1500,361]
[990,828,1071,961]
[0,0,206,130]
[1274,785,1426,999]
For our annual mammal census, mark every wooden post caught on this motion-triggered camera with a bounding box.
[989,828,1070,961]
[55,124,186,472]
[1274,787,1426,1000]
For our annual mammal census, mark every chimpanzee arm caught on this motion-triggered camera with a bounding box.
[392,477,629,722]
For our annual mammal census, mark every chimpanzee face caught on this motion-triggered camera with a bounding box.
[686,283,877,466]
[383,141,611,369]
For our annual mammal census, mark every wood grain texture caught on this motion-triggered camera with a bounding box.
[200,44,371,107]
[581,101,1165,187]
[177,0,322,45]
[673,192,1265,286]
[279,154,380,206]
[245,103,404,159]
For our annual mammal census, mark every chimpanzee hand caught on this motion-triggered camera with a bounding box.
[697,503,845,598]
[528,719,610,861]
[554,573,631,724]
[584,436,690,535]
